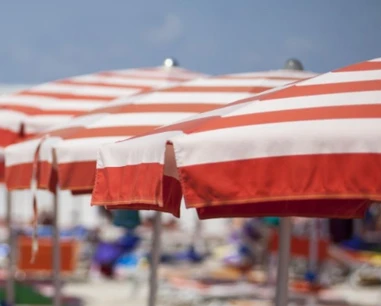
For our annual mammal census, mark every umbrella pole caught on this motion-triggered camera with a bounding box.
[52,190,61,306]
[274,217,292,306]
[353,219,362,238]
[6,190,15,306]
[307,219,318,281]
[148,211,162,306]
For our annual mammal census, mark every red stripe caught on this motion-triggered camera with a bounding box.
[178,153,381,211]
[127,103,381,139]
[59,161,180,197]
[0,162,4,182]
[182,104,381,134]
[230,80,381,106]
[5,161,56,191]
[93,176,181,218]
[196,200,368,219]
[0,129,20,147]
[92,163,182,217]
[92,153,381,219]
[58,161,96,191]
[335,61,381,72]
[90,103,220,114]
[6,163,33,189]
[259,80,381,101]
[92,163,165,206]
[35,125,156,140]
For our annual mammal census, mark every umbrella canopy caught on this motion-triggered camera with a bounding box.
[4,69,315,193]
[0,63,202,181]
[91,57,381,219]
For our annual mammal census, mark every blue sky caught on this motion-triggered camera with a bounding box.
[0,1,380,83]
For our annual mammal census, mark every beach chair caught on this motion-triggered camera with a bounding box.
[17,236,79,279]
[267,229,331,291]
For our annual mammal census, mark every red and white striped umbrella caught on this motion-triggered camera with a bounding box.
[2,62,205,306]
[5,69,314,193]
[0,63,202,181]
[91,57,381,220]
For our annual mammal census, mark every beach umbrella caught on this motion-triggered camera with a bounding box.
[4,66,315,306]
[0,59,201,182]
[1,58,203,306]
[4,67,315,193]
[91,57,381,305]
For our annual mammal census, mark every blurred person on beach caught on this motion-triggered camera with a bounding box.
[93,207,141,278]
[224,218,271,273]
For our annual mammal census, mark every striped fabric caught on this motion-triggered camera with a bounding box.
[91,58,381,219]
[5,70,315,193]
[0,66,204,181]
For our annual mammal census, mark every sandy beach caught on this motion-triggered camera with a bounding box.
[62,278,381,306]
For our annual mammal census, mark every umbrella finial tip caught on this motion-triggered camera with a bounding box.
[284,58,304,71]
[163,57,179,67]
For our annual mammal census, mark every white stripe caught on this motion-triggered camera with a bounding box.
[0,95,105,110]
[23,116,73,134]
[4,135,129,166]
[172,118,381,167]
[223,70,316,78]
[0,110,25,132]
[111,70,191,80]
[97,131,182,168]
[36,108,181,164]
[370,58,381,62]
[117,68,205,79]
[55,137,130,163]
[68,74,170,87]
[299,69,381,86]
[154,84,299,126]
[5,136,69,166]
[38,110,191,133]
[62,72,175,89]
[5,139,42,166]
[111,92,254,106]
[224,90,381,117]
[43,113,106,131]
[185,78,301,88]
[160,102,247,127]
[87,112,199,128]
[28,83,139,97]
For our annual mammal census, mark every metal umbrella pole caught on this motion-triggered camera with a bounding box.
[148,211,162,306]
[273,58,305,306]
[307,219,319,280]
[6,190,15,306]
[147,57,179,306]
[52,190,61,306]
[274,217,292,306]
[353,218,363,237]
